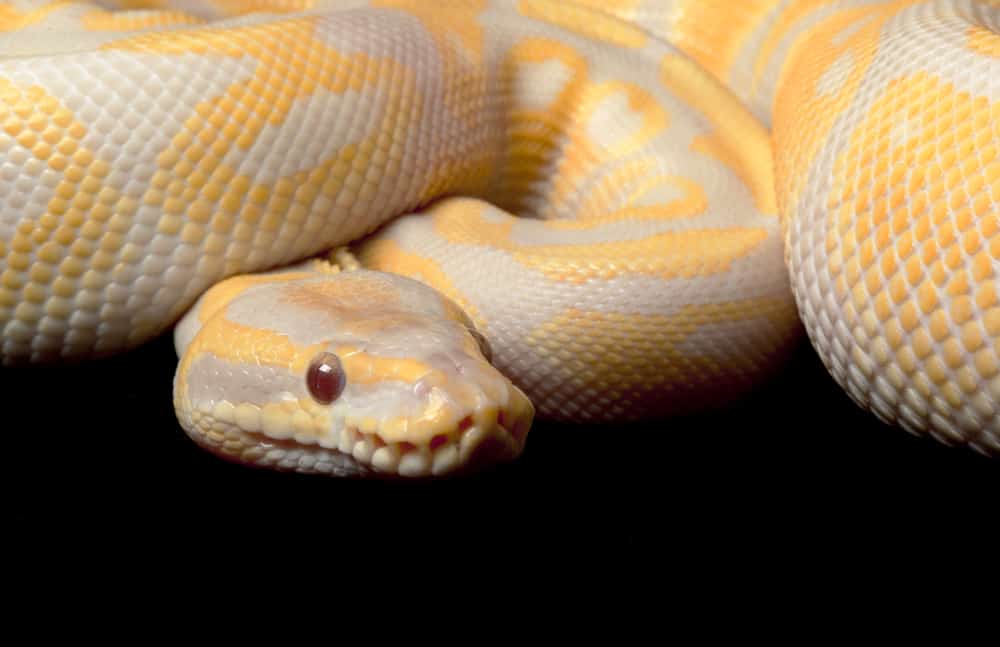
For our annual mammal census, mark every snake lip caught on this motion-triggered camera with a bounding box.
[339,414,527,478]
[186,412,527,478]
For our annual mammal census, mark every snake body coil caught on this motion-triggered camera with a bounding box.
[0,0,997,474]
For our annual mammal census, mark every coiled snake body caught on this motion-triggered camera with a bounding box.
[1,0,997,475]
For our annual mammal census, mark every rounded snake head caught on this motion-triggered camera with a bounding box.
[173,267,533,477]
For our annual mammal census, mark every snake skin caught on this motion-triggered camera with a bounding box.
[0,0,997,474]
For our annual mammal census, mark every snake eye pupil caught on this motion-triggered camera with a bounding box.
[307,352,345,404]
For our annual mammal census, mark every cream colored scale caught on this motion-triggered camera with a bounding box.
[0,0,996,475]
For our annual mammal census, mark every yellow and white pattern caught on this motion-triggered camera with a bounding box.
[0,0,996,474]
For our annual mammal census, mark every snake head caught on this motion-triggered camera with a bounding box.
[173,269,533,477]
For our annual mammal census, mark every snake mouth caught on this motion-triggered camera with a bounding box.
[183,406,531,478]
[336,412,530,477]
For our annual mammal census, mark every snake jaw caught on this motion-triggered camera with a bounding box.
[175,377,532,478]
[334,393,532,477]
[322,363,535,477]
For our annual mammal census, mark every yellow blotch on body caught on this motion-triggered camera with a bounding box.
[660,54,776,216]
[81,8,203,31]
[525,298,797,412]
[966,25,1000,58]
[773,2,909,212]
[662,0,777,88]
[425,198,770,283]
[518,0,647,48]
[373,0,487,59]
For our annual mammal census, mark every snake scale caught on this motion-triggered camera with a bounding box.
[0,0,997,476]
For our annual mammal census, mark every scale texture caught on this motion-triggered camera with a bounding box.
[0,0,997,474]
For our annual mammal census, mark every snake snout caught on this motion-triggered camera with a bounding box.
[455,387,534,475]
[370,363,535,477]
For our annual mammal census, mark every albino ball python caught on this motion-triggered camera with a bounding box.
[0,0,997,476]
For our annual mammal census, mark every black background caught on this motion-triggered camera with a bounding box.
[7,330,997,560]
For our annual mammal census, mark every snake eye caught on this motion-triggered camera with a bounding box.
[307,352,346,404]
[467,327,493,364]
